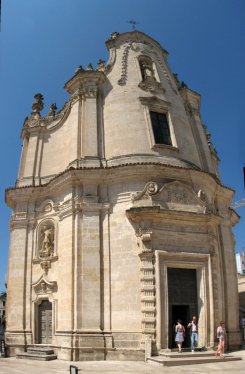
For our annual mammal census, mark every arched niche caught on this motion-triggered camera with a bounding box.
[37,219,55,259]
[138,55,156,81]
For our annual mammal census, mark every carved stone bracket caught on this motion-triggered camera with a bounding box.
[40,260,51,274]
[136,228,153,255]
[138,78,165,94]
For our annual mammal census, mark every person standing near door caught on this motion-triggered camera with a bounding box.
[175,320,185,352]
[215,321,226,358]
[188,315,198,352]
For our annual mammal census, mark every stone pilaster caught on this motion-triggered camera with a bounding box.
[136,229,156,350]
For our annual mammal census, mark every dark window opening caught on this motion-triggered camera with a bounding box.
[150,111,172,145]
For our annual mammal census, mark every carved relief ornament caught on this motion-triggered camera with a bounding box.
[131,180,209,214]
[136,228,153,255]
[131,181,158,201]
[32,275,57,296]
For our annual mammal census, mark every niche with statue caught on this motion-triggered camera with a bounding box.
[38,220,55,259]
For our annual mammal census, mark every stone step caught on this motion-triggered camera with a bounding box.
[147,353,242,367]
[159,350,216,358]
[16,352,57,361]
[16,346,57,361]
[26,347,55,355]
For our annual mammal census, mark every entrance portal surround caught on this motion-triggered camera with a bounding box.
[155,250,212,351]
[32,276,57,345]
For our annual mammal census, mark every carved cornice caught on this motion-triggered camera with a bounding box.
[139,96,171,110]
[126,206,221,225]
[6,164,235,211]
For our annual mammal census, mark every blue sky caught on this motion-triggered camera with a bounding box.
[0,0,244,291]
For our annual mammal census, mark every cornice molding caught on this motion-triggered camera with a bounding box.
[6,163,234,208]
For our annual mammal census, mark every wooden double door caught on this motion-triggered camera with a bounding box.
[38,300,52,344]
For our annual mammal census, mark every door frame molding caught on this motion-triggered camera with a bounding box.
[37,299,53,344]
[155,250,212,351]
[32,295,56,344]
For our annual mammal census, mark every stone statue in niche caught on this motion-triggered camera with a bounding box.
[138,56,164,94]
[140,59,155,81]
[39,225,54,258]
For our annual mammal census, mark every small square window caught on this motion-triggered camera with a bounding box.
[150,111,172,146]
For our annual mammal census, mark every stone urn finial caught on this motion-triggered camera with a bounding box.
[32,93,44,114]
[48,103,57,117]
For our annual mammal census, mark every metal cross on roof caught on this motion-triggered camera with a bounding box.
[128,19,139,31]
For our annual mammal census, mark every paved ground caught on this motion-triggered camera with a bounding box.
[0,350,244,374]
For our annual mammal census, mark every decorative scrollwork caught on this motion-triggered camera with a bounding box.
[131,182,158,201]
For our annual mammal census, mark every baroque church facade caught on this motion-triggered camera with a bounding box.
[5,31,241,360]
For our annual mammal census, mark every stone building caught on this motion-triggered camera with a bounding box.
[0,292,6,320]
[5,31,241,360]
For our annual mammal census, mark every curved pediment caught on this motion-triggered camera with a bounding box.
[32,275,57,295]
[132,181,207,214]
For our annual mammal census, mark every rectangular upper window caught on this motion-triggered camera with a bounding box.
[150,111,172,146]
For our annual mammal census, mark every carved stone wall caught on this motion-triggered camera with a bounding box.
[5,30,240,361]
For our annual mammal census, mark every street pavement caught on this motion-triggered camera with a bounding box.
[0,350,244,374]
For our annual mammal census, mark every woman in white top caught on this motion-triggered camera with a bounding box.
[215,321,226,358]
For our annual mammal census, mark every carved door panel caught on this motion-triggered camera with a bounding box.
[38,300,52,344]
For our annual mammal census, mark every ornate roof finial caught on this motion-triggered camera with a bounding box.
[128,19,139,31]
[48,103,57,117]
[86,63,94,71]
[32,93,44,115]
[110,32,119,39]
[75,65,84,73]
[97,59,105,71]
